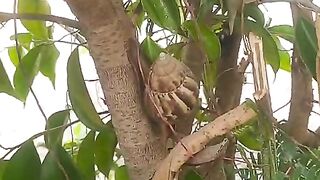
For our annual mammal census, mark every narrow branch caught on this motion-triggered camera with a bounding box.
[0,119,80,160]
[0,12,80,29]
[152,102,257,180]
[13,8,48,122]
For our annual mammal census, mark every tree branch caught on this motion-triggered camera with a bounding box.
[152,102,257,180]
[0,12,80,29]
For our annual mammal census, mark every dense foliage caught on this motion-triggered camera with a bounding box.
[0,0,320,179]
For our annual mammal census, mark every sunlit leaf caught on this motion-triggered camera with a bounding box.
[95,122,117,176]
[44,110,70,149]
[77,131,95,180]
[3,141,41,180]
[41,146,83,180]
[245,20,280,73]
[67,48,105,130]
[295,17,317,78]
[268,25,295,43]
[141,36,163,63]
[0,59,16,97]
[7,46,24,67]
[18,0,51,39]
[10,33,33,50]
[39,44,60,87]
[141,0,181,32]
[272,36,291,72]
[115,165,129,180]
[13,45,42,101]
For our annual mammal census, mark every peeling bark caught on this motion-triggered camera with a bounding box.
[64,0,166,179]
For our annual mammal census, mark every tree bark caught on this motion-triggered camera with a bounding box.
[64,0,166,179]
[287,4,320,147]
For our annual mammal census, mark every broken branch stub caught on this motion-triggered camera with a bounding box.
[152,101,258,180]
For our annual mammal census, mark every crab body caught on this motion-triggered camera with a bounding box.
[145,54,199,126]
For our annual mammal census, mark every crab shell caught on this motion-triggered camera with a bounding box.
[145,54,199,124]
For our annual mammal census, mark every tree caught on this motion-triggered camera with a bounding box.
[1,0,320,179]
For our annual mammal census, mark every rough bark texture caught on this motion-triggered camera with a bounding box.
[65,0,166,179]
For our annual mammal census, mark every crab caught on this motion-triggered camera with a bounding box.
[145,53,199,128]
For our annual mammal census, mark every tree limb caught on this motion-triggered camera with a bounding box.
[0,12,80,29]
[64,0,167,179]
[152,102,257,180]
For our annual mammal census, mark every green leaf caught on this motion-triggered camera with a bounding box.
[127,1,145,29]
[244,3,265,26]
[268,25,295,43]
[182,20,198,40]
[95,122,117,176]
[41,146,83,180]
[77,131,95,180]
[183,20,221,89]
[197,0,216,22]
[10,33,33,50]
[245,20,280,73]
[13,45,42,101]
[166,42,186,60]
[115,165,129,180]
[295,17,317,78]
[7,46,24,67]
[0,160,8,180]
[3,141,41,180]
[141,0,181,32]
[67,48,105,130]
[44,110,70,149]
[141,36,163,63]
[234,120,264,151]
[39,44,60,87]
[182,20,221,62]
[0,59,16,97]
[272,35,291,72]
[184,169,202,180]
[18,0,51,39]
[200,23,221,90]
[198,23,221,62]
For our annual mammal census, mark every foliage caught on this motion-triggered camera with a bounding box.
[0,0,319,179]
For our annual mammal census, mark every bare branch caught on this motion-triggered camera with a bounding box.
[152,102,257,180]
[0,12,80,29]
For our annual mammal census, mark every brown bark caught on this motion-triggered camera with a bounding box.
[215,30,243,114]
[153,103,257,180]
[288,4,320,147]
[64,0,166,179]
[213,25,244,180]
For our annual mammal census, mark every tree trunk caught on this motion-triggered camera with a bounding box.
[64,0,166,179]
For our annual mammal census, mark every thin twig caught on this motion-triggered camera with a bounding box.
[273,100,291,113]
[13,1,48,122]
[0,119,80,160]
[312,110,320,116]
